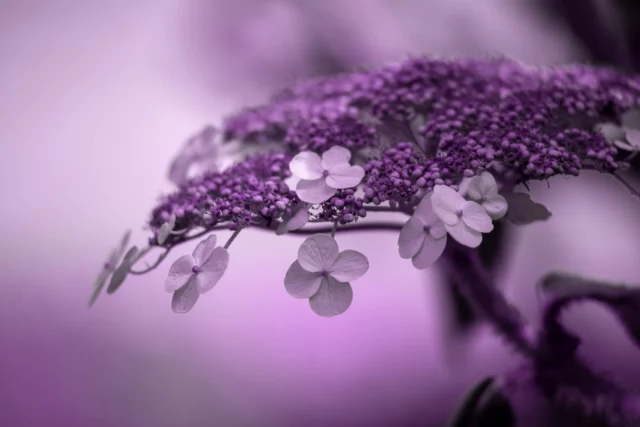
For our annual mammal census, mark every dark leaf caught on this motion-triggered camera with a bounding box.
[503,193,551,225]
[539,271,640,350]
[441,220,508,335]
[449,377,516,427]
[473,384,516,427]
[448,377,496,427]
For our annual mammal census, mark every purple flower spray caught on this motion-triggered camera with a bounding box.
[91,56,640,426]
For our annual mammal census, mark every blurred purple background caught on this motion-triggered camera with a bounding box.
[1,1,640,426]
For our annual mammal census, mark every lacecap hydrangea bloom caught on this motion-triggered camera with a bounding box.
[92,56,640,426]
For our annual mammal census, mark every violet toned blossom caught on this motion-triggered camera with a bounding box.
[168,125,221,186]
[157,214,176,245]
[464,171,508,220]
[165,234,229,313]
[431,185,493,248]
[107,246,139,295]
[96,56,640,425]
[88,230,131,306]
[284,234,368,317]
[289,145,365,203]
[398,192,447,269]
[276,203,310,235]
[596,109,640,151]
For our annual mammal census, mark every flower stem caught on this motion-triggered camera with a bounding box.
[364,205,405,213]
[224,228,242,249]
[440,239,537,358]
[612,171,640,202]
[330,221,338,237]
[129,249,170,275]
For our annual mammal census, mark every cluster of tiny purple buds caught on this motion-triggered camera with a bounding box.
[91,56,640,426]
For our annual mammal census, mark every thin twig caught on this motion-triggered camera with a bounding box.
[223,229,242,249]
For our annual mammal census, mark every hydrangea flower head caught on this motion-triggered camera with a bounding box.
[165,234,229,313]
[289,146,365,203]
[95,55,640,425]
[284,234,368,317]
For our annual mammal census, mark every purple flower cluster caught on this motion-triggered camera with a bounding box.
[150,56,640,242]
[93,55,640,425]
[227,58,640,194]
[314,189,367,225]
[149,152,299,244]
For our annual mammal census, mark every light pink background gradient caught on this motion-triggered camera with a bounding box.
[1,1,640,426]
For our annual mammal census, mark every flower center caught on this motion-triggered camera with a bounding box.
[192,265,201,274]
[455,209,463,217]
[322,170,330,177]
[320,270,329,277]
[423,224,431,233]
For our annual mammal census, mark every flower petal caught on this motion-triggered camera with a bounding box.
[89,267,112,307]
[321,145,351,170]
[445,221,483,248]
[412,235,447,269]
[626,129,640,149]
[461,201,493,233]
[482,194,508,220]
[467,172,498,201]
[192,234,218,266]
[289,151,324,180]
[168,125,219,186]
[398,215,427,259]
[284,261,323,298]
[615,140,636,151]
[325,164,365,189]
[596,123,625,143]
[309,277,353,318]
[165,254,196,292]
[197,247,230,293]
[296,178,336,204]
[622,109,640,130]
[428,221,447,240]
[298,234,340,272]
[432,185,465,225]
[109,230,132,266]
[457,177,473,198]
[171,278,200,314]
[276,204,310,235]
[106,246,138,294]
[328,250,369,282]
[157,216,175,245]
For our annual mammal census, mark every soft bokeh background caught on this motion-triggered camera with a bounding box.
[1,1,640,426]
